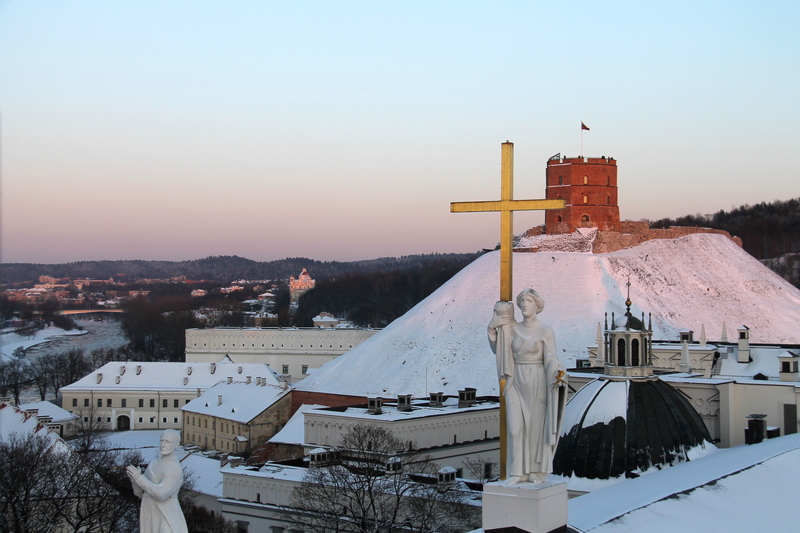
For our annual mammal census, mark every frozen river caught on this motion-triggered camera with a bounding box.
[24,317,128,359]
[10,318,129,403]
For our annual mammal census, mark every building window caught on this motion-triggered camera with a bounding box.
[97,399,102,408]
[607,195,611,205]
[282,365,289,374]
[84,416,89,422]
[583,195,588,204]
[163,399,168,408]
[107,399,112,407]
[174,399,179,408]
[558,176,563,185]
[173,417,178,424]
[121,399,127,408]
[150,399,155,408]
[72,398,78,407]
[138,417,143,423]
[583,175,588,184]
[582,215,590,222]
[162,417,167,423]
[302,365,308,374]
[185,399,190,404]
[139,399,144,408]
[150,417,155,423]
[97,417,102,423]
[106,417,111,422]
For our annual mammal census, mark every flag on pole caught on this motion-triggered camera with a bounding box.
[581,122,590,131]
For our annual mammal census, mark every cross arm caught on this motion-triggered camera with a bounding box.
[450,199,566,213]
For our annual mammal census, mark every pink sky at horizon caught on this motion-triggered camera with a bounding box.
[2,2,798,264]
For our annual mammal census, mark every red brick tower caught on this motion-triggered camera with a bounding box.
[544,155,620,233]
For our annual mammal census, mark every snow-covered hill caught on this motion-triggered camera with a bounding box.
[297,234,800,398]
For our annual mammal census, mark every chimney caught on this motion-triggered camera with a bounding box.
[246,376,251,384]
[229,456,242,468]
[136,365,142,375]
[458,387,477,408]
[115,376,121,384]
[211,362,216,374]
[218,395,223,406]
[97,373,103,384]
[183,377,189,385]
[119,365,126,375]
[220,454,229,467]
[429,392,444,407]
[227,376,233,384]
[738,326,751,363]
[397,394,413,412]
[187,366,193,375]
[367,397,383,415]
[26,408,39,417]
[237,366,242,374]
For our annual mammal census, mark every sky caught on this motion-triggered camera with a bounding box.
[1,1,798,264]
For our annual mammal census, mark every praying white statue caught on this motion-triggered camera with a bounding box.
[126,429,189,533]
[488,289,568,484]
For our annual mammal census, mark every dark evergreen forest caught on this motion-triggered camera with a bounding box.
[293,255,482,327]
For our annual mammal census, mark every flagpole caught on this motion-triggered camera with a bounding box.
[580,123,583,158]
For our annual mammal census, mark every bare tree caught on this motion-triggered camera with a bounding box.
[289,425,480,533]
[461,454,499,485]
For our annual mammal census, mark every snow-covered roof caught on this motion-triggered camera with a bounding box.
[297,234,800,398]
[305,397,498,423]
[268,404,327,445]
[568,433,800,532]
[19,401,78,423]
[0,401,68,454]
[61,360,275,392]
[182,380,290,423]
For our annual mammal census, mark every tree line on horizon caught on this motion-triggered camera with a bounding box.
[0,252,483,286]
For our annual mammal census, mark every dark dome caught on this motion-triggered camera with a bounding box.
[613,311,645,331]
[553,378,714,485]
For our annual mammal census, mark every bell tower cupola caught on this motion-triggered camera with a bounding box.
[604,279,654,378]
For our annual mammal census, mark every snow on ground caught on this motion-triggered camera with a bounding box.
[568,433,800,532]
[0,325,86,361]
[297,234,800,398]
[102,430,223,497]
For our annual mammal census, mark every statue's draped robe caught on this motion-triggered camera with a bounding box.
[503,323,567,477]
[133,455,189,533]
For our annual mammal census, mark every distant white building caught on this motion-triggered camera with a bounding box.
[184,327,379,383]
[60,359,274,431]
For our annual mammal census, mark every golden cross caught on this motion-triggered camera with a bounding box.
[450,142,565,302]
[450,142,564,480]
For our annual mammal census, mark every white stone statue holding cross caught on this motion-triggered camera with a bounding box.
[451,142,567,483]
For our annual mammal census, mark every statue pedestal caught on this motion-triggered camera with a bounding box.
[482,480,568,533]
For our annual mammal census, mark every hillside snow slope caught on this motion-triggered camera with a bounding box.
[297,234,800,397]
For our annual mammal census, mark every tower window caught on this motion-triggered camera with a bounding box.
[557,215,562,222]
[583,195,588,204]
[607,176,610,185]
[558,176,563,185]
[607,195,611,205]
[582,215,590,222]
[583,175,588,184]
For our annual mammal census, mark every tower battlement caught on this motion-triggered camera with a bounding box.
[545,154,620,234]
